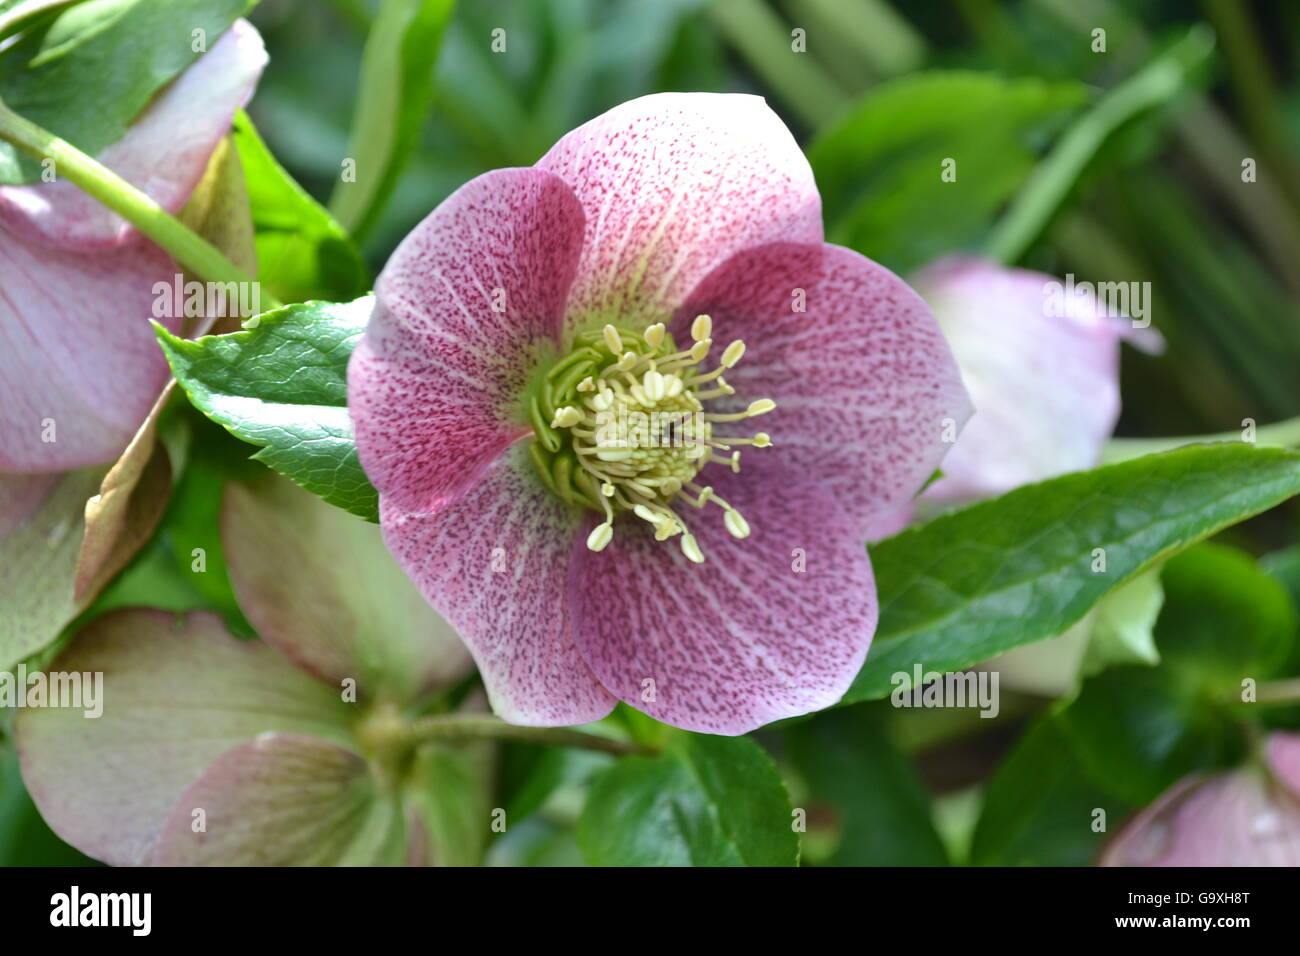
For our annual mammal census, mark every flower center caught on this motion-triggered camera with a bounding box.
[528,316,775,563]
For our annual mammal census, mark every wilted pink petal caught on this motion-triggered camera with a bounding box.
[911,257,1155,504]
[17,610,353,866]
[569,462,877,735]
[348,168,586,515]
[74,383,173,602]
[380,446,616,727]
[149,733,404,866]
[222,475,472,699]
[1101,733,1300,866]
[671,242,970,532]
[536,92,823,332]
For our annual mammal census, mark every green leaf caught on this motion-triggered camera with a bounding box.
[0,0,79,41]
[406,744,491,866]
[231,110,370,304]
[808,71,1085,273]
[155,297,379,522]
[1153,542,1295,681]
[846,445,1300,705]
[1056,543,1295,804]
[0,0,251,184]
[786,707,947,866]
[1056,666,1236,805]
[578,734,798,866]
[328,0,454,239]
[970,717,1128,867]
[496,743,571,824]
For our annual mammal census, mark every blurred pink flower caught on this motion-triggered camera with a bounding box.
[1102,733,1300,866]
[867,257,1162,537]
[18,476,474,866]
[0,21,267,671]
[0,20,266,473]
[348,93,971,735]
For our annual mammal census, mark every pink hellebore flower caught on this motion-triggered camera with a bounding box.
[910,256,1160,509]
[1102,733,1300,866]
[0,20,266,473]
[348,93,972,736]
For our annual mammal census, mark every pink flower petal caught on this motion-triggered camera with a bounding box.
[16,609,354,866]
[1101,757,1300,867]
[222,475,472,700]
[379,445,616,726]
[149,733,404,866]
[0,20,266,248]
[670,241,971,532]
[910,257,1147,504]
[0,236,181,470]
[569,462,877,735]
[536,93,823,333]
[349,168,587,515]
[1266,732,1300,796]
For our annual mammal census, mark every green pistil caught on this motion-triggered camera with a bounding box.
[528,317,775,563]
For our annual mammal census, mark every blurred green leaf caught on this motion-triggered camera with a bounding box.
[0,0,81,40]
[1056,666,1236,806]
[984,27,1214,264]
[155,296,379,522]
[970,717,1128,867]
[1058,543,1295,804]
[0,0,252,183]
[579,734,798,866]
[809,71,1084,273]
[407,744,490,866]
[496,743,571,824]
[786,707,947,866]
[232,110,370,304]
[846,445,1300,705]
[329,0,454,239]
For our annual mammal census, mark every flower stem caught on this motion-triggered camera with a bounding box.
[707,0,849,129]
[401,714,646,756]
[1254,679,1300,706]
[983,26,1214,265]
[1103,415,1300,463]
[0,97,276,306]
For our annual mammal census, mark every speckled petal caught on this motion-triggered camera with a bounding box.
[379,444,616,726]
[670,241,971,533]
[569,462,877,735]
[536,92,823,333]
[349,168,586,515]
